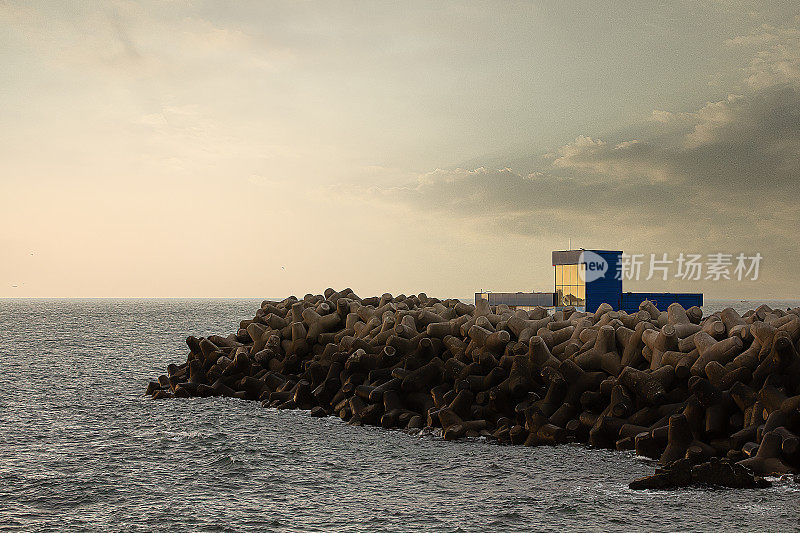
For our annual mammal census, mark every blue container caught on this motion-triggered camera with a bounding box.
[585,251,623,313]
[619,292,704,313]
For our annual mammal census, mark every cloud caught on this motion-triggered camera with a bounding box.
[368,79,799,227]
[552,84,800,194]
[350,21,800,294]
[3,1,799,297]
[726,24,800,88]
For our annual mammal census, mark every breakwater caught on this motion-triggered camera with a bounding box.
[147,290,800,487]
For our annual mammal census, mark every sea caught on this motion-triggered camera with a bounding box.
[1,298,799,532]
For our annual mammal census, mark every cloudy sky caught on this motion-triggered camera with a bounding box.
[1,1,798,298]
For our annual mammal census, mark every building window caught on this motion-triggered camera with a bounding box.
[555,263,586,307]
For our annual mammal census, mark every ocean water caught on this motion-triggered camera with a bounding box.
[1,298,799,532]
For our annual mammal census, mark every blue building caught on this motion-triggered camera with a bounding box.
[476,249,702,313]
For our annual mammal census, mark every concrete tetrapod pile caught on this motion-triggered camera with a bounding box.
[147,289,800,489]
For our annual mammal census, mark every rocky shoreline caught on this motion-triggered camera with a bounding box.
[146,290,800,489]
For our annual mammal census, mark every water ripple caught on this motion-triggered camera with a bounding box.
[1,298,798,532]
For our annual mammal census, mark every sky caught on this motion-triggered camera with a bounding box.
[1,0,798,299]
